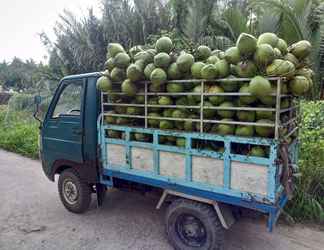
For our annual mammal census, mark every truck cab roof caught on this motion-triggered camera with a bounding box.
[61,72,102,81]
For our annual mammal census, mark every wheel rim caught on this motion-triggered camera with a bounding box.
[175,213,207,247]
[62,179,79,205]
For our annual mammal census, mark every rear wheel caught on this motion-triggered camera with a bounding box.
[165,199,225,250]
[58,169,91,213]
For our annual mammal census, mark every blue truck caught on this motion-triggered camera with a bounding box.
[36,72,298,250]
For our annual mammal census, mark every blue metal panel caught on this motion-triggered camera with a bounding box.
[102,168,282,214]
[223,140,231,189]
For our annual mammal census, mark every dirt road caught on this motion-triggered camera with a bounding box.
[0,149,323,250]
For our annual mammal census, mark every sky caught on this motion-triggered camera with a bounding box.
[0,0,100,63]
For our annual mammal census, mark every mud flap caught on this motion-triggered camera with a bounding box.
[96,183,106,207]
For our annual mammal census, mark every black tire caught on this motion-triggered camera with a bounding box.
[165,199,225,250]
[58,169,91,213]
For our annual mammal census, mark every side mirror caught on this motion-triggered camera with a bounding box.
[34,95,42,105]
[33,95,43,127]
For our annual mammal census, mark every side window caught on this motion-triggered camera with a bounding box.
[52,81,83,118]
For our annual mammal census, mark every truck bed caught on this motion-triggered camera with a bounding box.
[98,122,298,231]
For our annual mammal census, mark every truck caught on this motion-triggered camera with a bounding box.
[35,72,299,250]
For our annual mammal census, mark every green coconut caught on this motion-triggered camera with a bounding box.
[192,85,207,102]
[217,101,235,118]
[237,110,256,122]
[96,76,113,93]
[121,79,137,96]
[163,109,174,117]
[289,76,310,96]
[135,59,145,70]
[126,106,142,115]
[167,63,182,80]
[215,59,230,78]
[248,76,272,98]
[175,96,188,106]
[149,83,165,93]
[105,58,115,71]
[172,109,187,119]
[213,118,235,135]
[276,38,288,55]
[144,63,156,80]
[239,84,257,104]
[281,99,290,109]
[235,126,254,137]
[115,117,129,125]
[254,44,275,66]
[129,46,143,59]
[206,55,219,64]
[104,111,116,124]
[184,115,198,131]
[257,32,279,47]
[256,106,275,120]
[111,67,126,82]
[273,48,282,58]
[150,68,167,86]
[167,83,184,93]
[284,53,299,66]
[158,96,173,105]
[201,64,218,79]
[114,52,130,68]
[127,64,143,82]
[107,130,121,138]
[191,62,206,79]
[176,53,195,73]
[196,45,212,60]
[255,119,274,137]
[107,43,125,57]
[289,40,312,59]
[154,52,171,68]
[208,85,225,105]
[236,33,257,56]
[114,105,127,114]
[259,84,276,106]
[160,120,173,130]
[249,146,266,157]
[134,133,149,142]
[135,94,145,104]
[176,138,186,147]
[134,51,154,64]
[236,61,258,77]
[203,101,216,118]
[295,67,314,80]
[220,76,240,92]
[224,47,241,64]
[155,36,173,53]
[148,112,161,127]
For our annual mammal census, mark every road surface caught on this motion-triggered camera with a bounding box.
[0,149,323,250]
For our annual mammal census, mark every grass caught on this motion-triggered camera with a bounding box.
[0,105,39,159]
[0,101,323,223]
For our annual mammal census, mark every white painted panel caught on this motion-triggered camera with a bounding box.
[231,161,268,196]
[160,151,185,179]
[192,156,224,187]
[132,147,154,172]
[107,144,126,167]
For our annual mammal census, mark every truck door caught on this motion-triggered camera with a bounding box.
[42,79,85,165]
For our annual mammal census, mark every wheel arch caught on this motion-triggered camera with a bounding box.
[50,159,98,183]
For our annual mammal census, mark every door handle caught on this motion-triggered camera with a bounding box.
[72,128,83,135]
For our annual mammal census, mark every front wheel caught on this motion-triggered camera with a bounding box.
[165,199,225,250]
[58,169,91,213]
